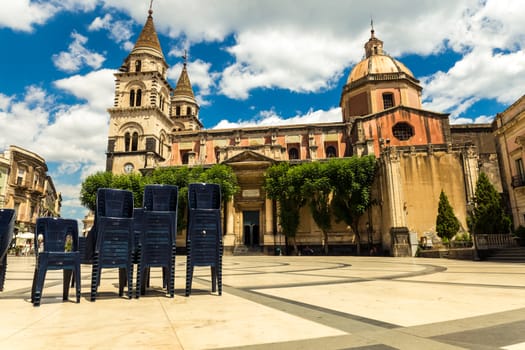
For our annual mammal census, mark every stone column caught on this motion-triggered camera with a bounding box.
[383,147,406,228]
[222,198,236,254]
[462,145,479,204]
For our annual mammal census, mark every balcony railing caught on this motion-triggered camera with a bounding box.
[512,175,525,188]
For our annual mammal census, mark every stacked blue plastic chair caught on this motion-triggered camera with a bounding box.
[31,217,81,306]
[185,183,222,296]
[0,209,15,292]
[136,184,178,298]
[90,188,134,301]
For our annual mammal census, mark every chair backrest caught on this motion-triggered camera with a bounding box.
[188,183,221,210]
[96,188,134,218]
[0,209,15,259]
[143,185,178,212]
[35,217,79,253]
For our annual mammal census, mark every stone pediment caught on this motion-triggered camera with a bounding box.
[222,150,276,165]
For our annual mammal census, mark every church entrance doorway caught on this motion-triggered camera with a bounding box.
[243,211,260,247]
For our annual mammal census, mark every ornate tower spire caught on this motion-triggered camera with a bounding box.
[174,51,195,98]
[131,4,164,59]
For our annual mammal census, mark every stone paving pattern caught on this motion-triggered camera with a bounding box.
[0,256,524,349]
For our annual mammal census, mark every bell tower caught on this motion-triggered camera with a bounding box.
[170,52,202,132]
[106,7,173,175]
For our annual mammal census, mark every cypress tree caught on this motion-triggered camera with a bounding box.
[436,190,460,241]
[469,172,511,234]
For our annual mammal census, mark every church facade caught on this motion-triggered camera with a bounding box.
[105,10,500,255]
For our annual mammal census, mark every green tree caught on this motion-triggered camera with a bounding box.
[264,162,306,254]
[330,156,376,255]
[469,172,511,235]
[436,190,460,241]
[80,171,146,211]
[80,165,239,234]
[79,171,115,211]
[300,162,332,255]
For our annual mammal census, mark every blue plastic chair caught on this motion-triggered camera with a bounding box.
[0,209,15,292]
[136,185,178,298]
[185,183,222,296]
[30,217,81,306]
[90,188,134,301]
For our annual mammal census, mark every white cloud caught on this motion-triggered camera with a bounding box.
[0,0,57,32]
[213,107,341,129]
[219,28,352,99]
[89,13,135,49]
[54,69,115,113]
[422,47,525,120]
[53,32,106,73]
[0,0,98,32]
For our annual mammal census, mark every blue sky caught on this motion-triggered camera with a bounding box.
[1,0,524,225]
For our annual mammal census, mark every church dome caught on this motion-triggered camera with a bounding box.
[346,28,418,86]
[347,54,415,84]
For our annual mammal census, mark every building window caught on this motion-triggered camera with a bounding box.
[326,146,337,158]
[176,106,181,116]
[187,107,192,116]
[383,93,394,109]
[124,132,131,151]
[288,147,299,160]
[16,168,25,186]
[392,122,414,141]
[131,132,139,151]
[136,89,142,107]
[130,90,135,107]
[513,158,525,187]
[135,60,142,72]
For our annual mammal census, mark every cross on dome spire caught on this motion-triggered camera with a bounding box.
[149,0,154,15]
[182,49,188,67]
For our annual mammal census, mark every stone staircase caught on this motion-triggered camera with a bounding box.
[484,247,525,262]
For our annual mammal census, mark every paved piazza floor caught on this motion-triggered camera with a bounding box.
[0,255,524,349]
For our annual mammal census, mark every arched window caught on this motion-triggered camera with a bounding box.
[383,93,394,109]
[130,90,135,107]
[186,107,192,116]
[131,132,139,151]
[288,147,299,160]
[124,132,131,151]
[176,106,181,116]
[160,136,165,157]
[392,122,414,141]
[136,89,142,107]
[135,60,142,72]
[326,146,337,158]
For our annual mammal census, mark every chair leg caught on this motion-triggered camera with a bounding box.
[63,270,72,301]
[0,255,7,291]
[211,266,217,293]
[135,263,142,299]
[33,265,47,307]
[185,261,193,297]
[30,266,38,304]
[218,256,222,296]
[90,255,100,302]
[74,264,81,303]
[140,267,149,296]
[127,265,133,299]
[118,268,126,297]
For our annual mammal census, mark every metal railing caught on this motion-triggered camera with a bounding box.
[474,234,517,250]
